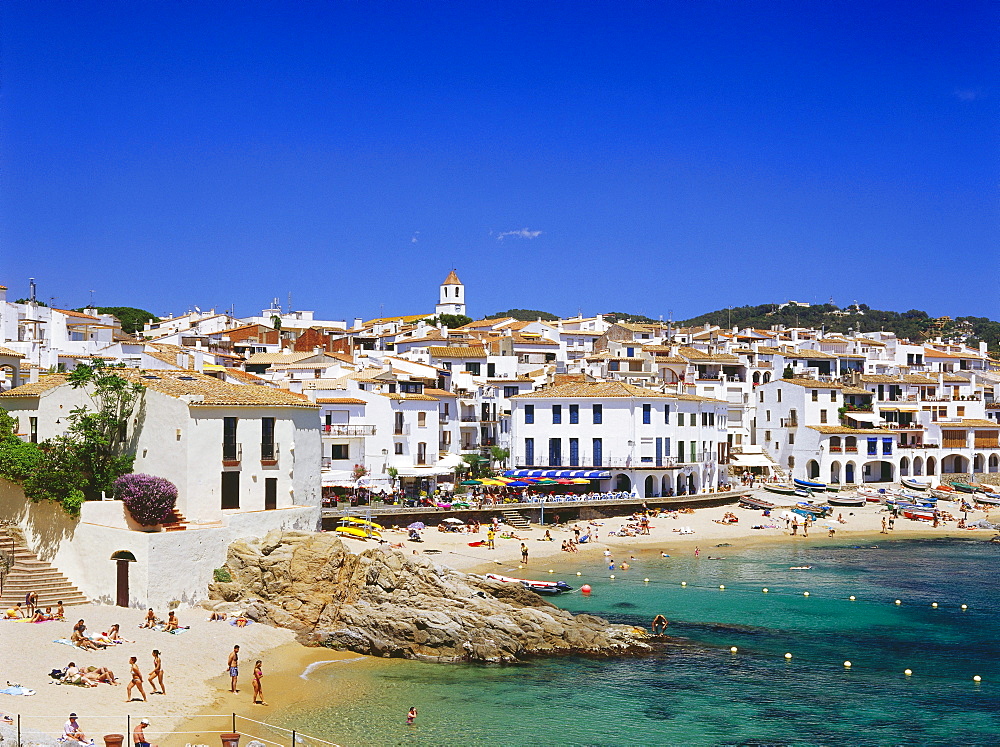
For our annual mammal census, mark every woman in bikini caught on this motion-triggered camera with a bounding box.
[252,660,265,705]
[148,650,165,695]
[126,656,147,702]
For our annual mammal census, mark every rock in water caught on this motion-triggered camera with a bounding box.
[208,531,649,663]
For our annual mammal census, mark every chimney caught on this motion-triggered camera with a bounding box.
[29,367,39,384]
[193,349,204,373]
[353,318,363,330]
[176,353,186,368]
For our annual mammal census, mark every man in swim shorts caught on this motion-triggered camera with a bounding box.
[228,645,240,693]
[133,718,157,747]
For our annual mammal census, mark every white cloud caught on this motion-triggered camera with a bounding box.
[954,89,979,102]
[497,228,542,241]
[410,231,420,244]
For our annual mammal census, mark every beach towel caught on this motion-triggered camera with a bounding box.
[52,638,77,647]
[0,685,35,696]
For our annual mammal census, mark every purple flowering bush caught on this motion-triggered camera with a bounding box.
[113,473,177,526]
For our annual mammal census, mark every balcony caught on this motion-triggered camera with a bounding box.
[460,416,479,422]
[323,424,377,437]
[260,442,279,465]
[222,442,242,466]
[780,418,798,427]
[393,424,411,436]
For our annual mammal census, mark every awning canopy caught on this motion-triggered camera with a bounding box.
[504,469,611,479]
[730,453,774,468]
[395,467,454,478]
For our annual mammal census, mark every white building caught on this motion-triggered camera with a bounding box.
[435,270,466,317]
[509,380,730,498]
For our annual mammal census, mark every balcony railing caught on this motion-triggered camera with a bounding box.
[460,416,479,422]
[512,455,689,468]
[393,424,411,436]
[260,442,279,465]
[222,442,242,466]
[780,418,798,427]
[323,424,377,436]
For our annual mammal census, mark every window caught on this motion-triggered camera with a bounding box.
[504,386,518,398]
[417,412,427,428]
[417,442,427,465]
[524,405,534,424]
[387,383,397,393]
[677,441,684,463]
[394,412,404,435]
[548,438,561,466]
[525,438,535,465]
[29,417,38,444]
[400,382,421,394]
[487,363,496,378]
[592,438,603,466]
[678,412,685,427]
[264,478,277,510]
[261,417,276,460]
[569,438,579,466]
[957,406,966,417]
[709,413,715,426]
[759,391,764,402]
[609,360,620,371]
[569,404,579,423]
[831,390,837,402]
[331,444,350,460]
[664,405,670,424]
[820,410,828,424]
[690,442,696,462]
[626,347,634,357]
[394,442,403,455]
[223,417,238,461]
[552,405,562,424]
[442,403,450,417]
[643,404,651,424]
[777,389,782,403]
[592,404,603,424]
[702,412,708,426]
[764,430,771,442]
[812,390,818,401]
[465,362,481,376]
[788,433,795,445]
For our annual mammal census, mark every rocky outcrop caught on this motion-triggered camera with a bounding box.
[207,531,648,663]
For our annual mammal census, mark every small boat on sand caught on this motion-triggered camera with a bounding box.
[740,495,776,510]
[975,494,1000,506]
[901,478,932,491]
[827,495,867,507]
[794,478,828,492]
[950,482,976,494]
[764,484,797,496]
[484,573,573,595]
[901,506,936,521]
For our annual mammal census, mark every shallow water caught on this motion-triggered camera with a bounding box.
[272,538,1000,746]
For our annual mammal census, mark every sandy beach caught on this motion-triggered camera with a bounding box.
[3,488,996,746]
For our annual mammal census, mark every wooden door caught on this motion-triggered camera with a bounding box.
[116,559,129,607]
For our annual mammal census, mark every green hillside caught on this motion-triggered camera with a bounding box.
[681,304,1000,353]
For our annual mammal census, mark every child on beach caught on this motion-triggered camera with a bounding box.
[252,660,266,705]
[407,707,417,725]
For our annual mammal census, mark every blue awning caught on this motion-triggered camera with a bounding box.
[503,469,612,479]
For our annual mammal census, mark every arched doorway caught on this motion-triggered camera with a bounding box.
[677,473,687,495]
[752,372,761,385]
[942,454,968,474]
[862,461,895,483]
[845,461,856,483]
[927,456,937,476]
[913,456,924,476]
[762,372,771,383]
[662,475,672,496]
[899,457,909,477]
[644,475,655,498]
[830,461,841,484]
[990,454,999,473]
[615,474,631,492]
[973,454,985,474]
[110,550,137,608]
[806,460,820,479]
[687,472,699,494]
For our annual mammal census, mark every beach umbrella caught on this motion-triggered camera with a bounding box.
[460,480,482,486]
[443,517,465,524]
[507,481,531,487]
[407,522,425,530]
[571,478,591,484]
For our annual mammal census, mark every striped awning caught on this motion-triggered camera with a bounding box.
[504,469,611,479]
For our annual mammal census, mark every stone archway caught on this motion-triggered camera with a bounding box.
[830,461,841,484]
[862,460,895,483]
[644,475,655,497]
[845,461,856,483]
[806,460,820,479]
[110,550,137,608]
[913,456,924,476]
[899,457,910,477]
[615,474,631,492]
[990,454,999,473]
[927,456,937,476]
[942,454,968,474]
[973,453,985,474]
[662,475,672,496]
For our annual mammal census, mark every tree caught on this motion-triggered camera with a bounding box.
[75,307,157,334]
[271,315,282,330]
[782,365,794,379]
[486,309,559,321]
[423,314,472,329]
[461,454,485,478]
[489,446,510,472]
[386,466,399,491]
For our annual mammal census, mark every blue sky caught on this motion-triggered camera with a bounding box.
[2,2,996,322]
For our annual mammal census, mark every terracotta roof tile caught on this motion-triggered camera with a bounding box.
[780,378,843,389]
[0,347,26,358]
[512,381,672,399]
[428,346,487,358]
[316,397,367,405]
[0,374,68,397]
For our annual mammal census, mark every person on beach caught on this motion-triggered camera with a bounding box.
[486,529,495,550]
[63,713,87,744]
[126,656,147,702]
[25,591,37,617]
[133,718,156,747]
[881,517,887,534]
[407,706,417,725]
[148,650,164,694]
[4,603,23,619]
[56,601,65,620]
[651,614,668,634]
[252,660,266,705]
[694,546,700,558]
[141,609,156,629]
[228,645,240,692]
[521,543,528,564]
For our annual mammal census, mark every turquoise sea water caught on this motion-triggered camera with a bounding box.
[274,538,1000,746]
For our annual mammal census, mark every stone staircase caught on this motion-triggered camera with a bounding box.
[160,508,189,532]
[501,509,531,531]
[0,526,88,609]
